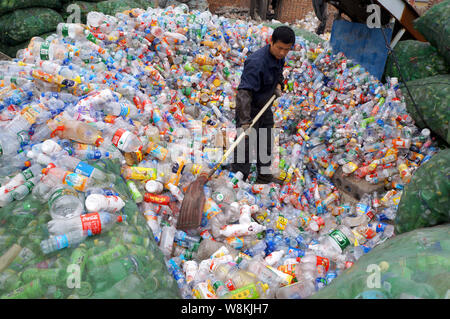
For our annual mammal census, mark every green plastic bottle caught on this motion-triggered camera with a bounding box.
[21,268,65,286]
[88,254,147,286]
[87,244,128,269]
[1,279,45,299]
[69,244,88,280]
[0,269,21,292]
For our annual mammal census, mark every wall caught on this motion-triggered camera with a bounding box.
[207,0,445,25]
[208,0,251,13]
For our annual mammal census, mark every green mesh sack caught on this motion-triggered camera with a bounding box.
[309,224,450,299]
[0,0,62,15]
[0,158,181,299]
[385,40,449,82]
[394,149,450,235]
[61,1,98,24]
[0,41,29,59]
[414,0,450,65]
[400,75,450,145]
[95,0,141,16]
[0,8,63,45]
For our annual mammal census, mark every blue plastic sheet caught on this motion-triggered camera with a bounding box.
[330,20,393,80]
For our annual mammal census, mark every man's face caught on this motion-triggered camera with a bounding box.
[269,39,292,60]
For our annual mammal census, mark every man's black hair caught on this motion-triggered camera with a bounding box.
[271,26,296,45]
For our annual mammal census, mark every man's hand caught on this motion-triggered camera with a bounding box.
[275,83,282,98]
[240,123,251,133]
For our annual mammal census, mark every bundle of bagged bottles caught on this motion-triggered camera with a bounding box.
[0,4,441,299]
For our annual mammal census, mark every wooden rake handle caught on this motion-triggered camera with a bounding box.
[208,94,277,179]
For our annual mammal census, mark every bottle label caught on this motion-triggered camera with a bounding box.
[16,130,30,146]
[127,167,157,180]
[363,228,376,239]
[21,168,34,180]
[365,210,375,221]
[144,193,170,205]
[224,279,236,291]
[119,103,130,117]
[329,229,350,251]
[112,129,132,150]
[55,234,69,250]
[225,237,244,250]
[40,42,50,61]
[146,142,168,161]
[86,33,97,44]
[312,215,325,230]
[316,256,330,272]
[62,25,69,38]
[203,198,221,220]
[21,103,45,125]
[276,216,288,231]
[48,188,79,208]
[74,162,95,178]
[80,212,102,235]
[375,223,387,233]
[63,172,88,192]
[143,210,158,222]
[88,150,102,160]
[23,180,35,192]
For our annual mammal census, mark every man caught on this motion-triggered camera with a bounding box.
[313,0,328,35]
[231,25,295,184]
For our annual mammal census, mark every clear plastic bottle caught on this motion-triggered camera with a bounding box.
[159,225,176,257]
[40,230,89,254]
[10,176,40,201]
[36,153,115,183]
[318,225,356,259]
[275,280,316,299]
[47,186,85,220]
[110,128,143,153]
[57,23,86,40]
[47,211,125,235]
[48,118,103,146]
[84,193,125,213]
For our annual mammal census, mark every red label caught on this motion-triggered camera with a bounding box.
[80,212,102,235]
[366,210,375,220]
[364,228,376,239]
[312,216,325,230]
[224,279,236,291]
[144,193,170,205]
[316,256,330,272]
[112,128,126,147]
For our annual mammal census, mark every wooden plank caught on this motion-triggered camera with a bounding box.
[376,0,427,42]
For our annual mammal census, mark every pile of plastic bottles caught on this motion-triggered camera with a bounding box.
[0,4,440,299]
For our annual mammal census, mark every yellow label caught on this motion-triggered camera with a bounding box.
[128,167,157,180]
[267,265,293,286]
[276,169,287,181]
[276,216,288,231]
